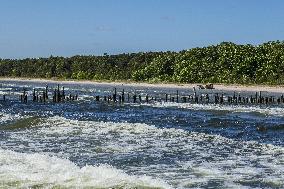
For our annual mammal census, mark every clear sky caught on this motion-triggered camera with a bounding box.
[0,0,284,59]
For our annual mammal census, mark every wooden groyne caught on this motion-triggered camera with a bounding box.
[1,85,284,106]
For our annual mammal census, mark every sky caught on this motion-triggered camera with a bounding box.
[0,0,284,59]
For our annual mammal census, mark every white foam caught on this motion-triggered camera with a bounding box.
[0,112,22,125]
[2,116,284,188]
[146,101,284,116]
[0,148,170,188]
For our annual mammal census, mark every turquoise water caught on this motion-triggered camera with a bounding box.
[0,80,284,188]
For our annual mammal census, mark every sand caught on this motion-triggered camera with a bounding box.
[1,77,284,93]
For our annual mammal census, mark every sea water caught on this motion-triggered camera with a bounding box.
[0,80,283,188]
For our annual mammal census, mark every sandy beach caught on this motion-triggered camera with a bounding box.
[1,77,284,93]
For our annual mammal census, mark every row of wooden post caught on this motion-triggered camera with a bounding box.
[1,86,284,105]
[94,88,284,105]
[17,84,78,104]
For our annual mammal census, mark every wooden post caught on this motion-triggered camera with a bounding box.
[62,87,65,100]
[113,88,117,102]
[33,89,36,102]
[3,95,5,101]
[195,96,199,103]
[255,92,258,104]
[57,84,60,102]
[176,90,179,103]
[220,94,224,104]
[45,85,48,99]
[146,94,149,103]
[95,96,100,101]
[43,91,46,103]
[122,89,125,103]
[24,94,28,103]
[133,94,137,103]
[165,94,168,102]
[205,94,209,103]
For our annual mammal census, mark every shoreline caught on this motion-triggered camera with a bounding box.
[1,77,284,93]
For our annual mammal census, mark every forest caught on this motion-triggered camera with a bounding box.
[1,41,284,85]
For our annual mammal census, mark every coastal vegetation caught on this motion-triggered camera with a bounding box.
[1,41,284,85]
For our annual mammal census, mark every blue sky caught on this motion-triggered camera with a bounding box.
[0,0,284,59]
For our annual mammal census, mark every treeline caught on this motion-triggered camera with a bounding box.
[1,41,284,84]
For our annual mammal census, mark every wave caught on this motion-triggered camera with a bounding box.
[0,148,170,188]
[0,112,23,125]
[145,101,284,116]
[1,116,284,188]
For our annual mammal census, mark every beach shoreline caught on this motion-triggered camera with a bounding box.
[1,77,284,93]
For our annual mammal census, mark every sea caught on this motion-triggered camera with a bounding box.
[0,80,283,189]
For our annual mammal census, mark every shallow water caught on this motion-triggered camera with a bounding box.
[0,80,284,188]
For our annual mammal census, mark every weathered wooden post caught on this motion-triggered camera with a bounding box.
[122,89,125,103]
[24,94,28,103]
[113,88,117,102]
[146,94,149,103]
[95,96,100,101]
[195,95,199,103]
[265,97,268,104]
[43,91,46,103]
[62,87,65,100]
[57,84,60,102]
[220,94,224,104]
[118,95,122,103]
[133,94,137,103]
[3,95,5,101]
[255,92,258,104]
[45,85,48,99]
[176,90,179,103]
[139,94,142,103]
[165,94,168,102]
[33,89,36,102]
